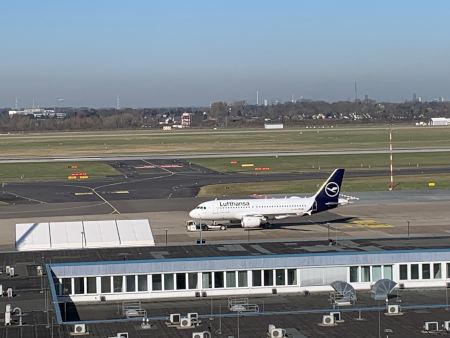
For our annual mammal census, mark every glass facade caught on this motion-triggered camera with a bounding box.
[138,275,148,292]
[152,274,162,291]
[411,264,419,280]
[164,274,174,290]
[113,276,123,293]
[202,272,212,288]
[434,263,442,279]
[176,273,186,290]
[238,271,248,287]
[87,277,96,294]
[361,266,371,282]
[101,276,111,293]
[252,270,262,286]
[350,266,359,283]
[74,277,84,294]
[264,270,274,286]
[400,264,408,280]
[188,273,198,289]
[58,260,450,298]
[275,269,285,286]
[226,271,236,287]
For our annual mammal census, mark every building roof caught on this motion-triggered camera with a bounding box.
[15,219,154,251]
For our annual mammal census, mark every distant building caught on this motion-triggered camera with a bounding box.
[430,117,449,126]
[181,112,191,127]
[264,123,284,129]
[8,108,65,118]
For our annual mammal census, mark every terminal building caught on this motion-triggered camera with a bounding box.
[40,236,450,323]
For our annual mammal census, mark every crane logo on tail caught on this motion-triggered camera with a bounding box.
[325,182,340,197]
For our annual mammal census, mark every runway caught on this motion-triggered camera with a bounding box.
[1,146,450,163]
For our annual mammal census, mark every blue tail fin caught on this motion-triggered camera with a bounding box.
[312,169,345,213]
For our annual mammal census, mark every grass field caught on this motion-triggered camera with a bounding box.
[198,174,450,197]
[0,162,119,182]
[1,126,450,157]
[192,152,450,173]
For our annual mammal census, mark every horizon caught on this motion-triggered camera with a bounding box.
[2,1,450,108]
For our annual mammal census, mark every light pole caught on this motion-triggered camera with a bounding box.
[407,220,410,239]
[164,229,168,246]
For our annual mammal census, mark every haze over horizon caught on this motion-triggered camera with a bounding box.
[1,1,450,108]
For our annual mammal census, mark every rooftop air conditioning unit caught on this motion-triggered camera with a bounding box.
[424,321,439,332]
[170,313,181,325]
[444,321,450,332]
[330,311,342,322]
[74,324,86,334]
[387,304,399,315]
[322,314,335,326]
[180,317,192,328]
[188,312,199,325]
[270,328,286,337]
[192,332,211,338]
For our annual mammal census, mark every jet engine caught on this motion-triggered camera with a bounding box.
[241,216,263,228]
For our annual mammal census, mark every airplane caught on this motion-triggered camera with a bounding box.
[189,168,347,228]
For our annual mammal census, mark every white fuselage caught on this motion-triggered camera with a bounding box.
[189,197,315,221]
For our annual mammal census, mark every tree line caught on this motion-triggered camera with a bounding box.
[1,100,449,132]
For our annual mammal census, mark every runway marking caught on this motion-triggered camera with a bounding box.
[350,218,393,228]
[113,190,129,194]
[1,190,47,204]
[74,192,94,196]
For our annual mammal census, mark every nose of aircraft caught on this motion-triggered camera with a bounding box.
[189,209,197,218]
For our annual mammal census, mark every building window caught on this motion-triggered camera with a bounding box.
[264,270,274,286]
[422,264,431,279]
[126,275,136,292]
[113,276,123,293]
[287,269,297,285]
[138,275,148,292]
[74,277,85,294]
[176,273,186,290]
[101,276,111,293]
[361,266,371,282]
[61,278,71,295]
[383,265,393,280]
[447,263,450,278]
[252,270,262,287]
[87,277,97,294]
[202,272,212,288]
[164,274,174,290]
[349,266,359,283]
[226,271,236,288]
[188,273,198,289]
[238,271,248,287]
[372,266,382,282]
[411,264,419,280]
[434,263,442,279]
[152,274,162,291]
[399,265,408,280]
[275,269,285,286]
[214,272,224,288]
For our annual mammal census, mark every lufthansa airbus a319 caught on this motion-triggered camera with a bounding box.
[189,168,348,228]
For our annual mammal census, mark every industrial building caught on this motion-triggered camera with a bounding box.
[430,117,450,126]
[38,236,450,324]
[8,108,66,118]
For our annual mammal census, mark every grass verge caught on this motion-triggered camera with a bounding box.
[0,162,120,182]
[198,174,450,197]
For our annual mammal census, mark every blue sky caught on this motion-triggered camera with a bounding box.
[1,1,449,107]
